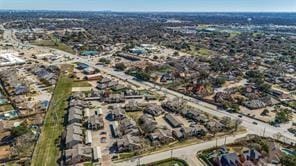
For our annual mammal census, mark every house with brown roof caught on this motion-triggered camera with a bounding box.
[115,134,142,152]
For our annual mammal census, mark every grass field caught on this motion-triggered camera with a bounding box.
[187,45,213,57]
[72,80,92,87]
[31,38,75,54]
[31,65,73,166]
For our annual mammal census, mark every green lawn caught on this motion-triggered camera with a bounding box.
[72,80,92,87]
[31,65,74,166]
[119,152,137,160]
[197,48,211,56]
[187,45,213,57]
[143,158,188,166]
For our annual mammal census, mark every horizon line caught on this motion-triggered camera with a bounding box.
[1,9,296,13]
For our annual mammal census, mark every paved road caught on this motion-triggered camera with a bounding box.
[114,133,249,166]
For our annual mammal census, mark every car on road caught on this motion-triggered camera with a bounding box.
[252,122,258,125]
[100,131,107,135]
[238,115,242,118]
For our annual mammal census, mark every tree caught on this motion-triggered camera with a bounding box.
[153,55,159,60]
[99,58,110,64]
[115,63,126,71]
[261,109,269,116]
[275,108,292,124]
[11,125,30,137]
[258,83,271,92]
[280,154,296,166]
[134,71,150,81]
[220,116,232,129]
[234,119,242,131]
[173,51,180,57]
[214,76,227,87]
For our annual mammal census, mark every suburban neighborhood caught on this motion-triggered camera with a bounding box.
[0,8,295,166]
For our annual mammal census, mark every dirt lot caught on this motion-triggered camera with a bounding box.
[0,145,11,160]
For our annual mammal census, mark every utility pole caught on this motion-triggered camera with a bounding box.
[224,136,227,145]
[171,149,173,165]
[137,157,141,166]
[216,138,218,147]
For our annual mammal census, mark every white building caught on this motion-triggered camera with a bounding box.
[0,51,25,67]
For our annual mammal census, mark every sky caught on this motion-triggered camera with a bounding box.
[0,0,295,12]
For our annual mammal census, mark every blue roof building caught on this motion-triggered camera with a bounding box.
[80,51,98,56]
[76,63,89,70]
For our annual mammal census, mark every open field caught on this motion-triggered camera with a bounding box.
[31,39,75,54]
[187,45,213,57]
[31,64,73,166]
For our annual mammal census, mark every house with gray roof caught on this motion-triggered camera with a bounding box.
[65,123,83,149]
[115,134,142,152]
[68,107,83,124]
[139,114,157,133]
[164,113,183,128]
[64,144,93,165]
[148,129,175,146]
[119,118,140,136]
[108,108,126,121]
[205,120,225,133]
[144,104,164,117]
[87,115,104,130]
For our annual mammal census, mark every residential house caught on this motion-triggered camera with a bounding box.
[68,107,83,124]
[181,108,209,123]
[108,108,126,121]
[144,104,164,117]
[65,123,83,149]
[266,142,282,164]
[139,114,158,133]
[164,113,183,128]
[105,94,125,103]
[64,144,93,165]
[14,84,29,95]
[241,149,262,164]
[98,77,111,84]
[116,134,142,152]
[181,125,207,138]
[119,118,140,136]
[160,72,175,83]
[243,96,278,110]
[148,129,175,146]
[161,99,185,113]
[69,99,89,108]
[215,153,241,166]
[87,115,104,130]
[205,120,225,133]
[124,100,142,112]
